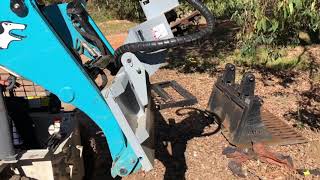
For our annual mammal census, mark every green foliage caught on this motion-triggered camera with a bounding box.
[178,0,241,17]
[232,0,320,57]
[229,46,310,70]
[88,0,144,21]
[203,0,242,17]
[40,0,143,21]
[45,0,320,72]
[178,0,320,65]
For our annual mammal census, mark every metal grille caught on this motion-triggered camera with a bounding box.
[260,109,308,146]
[221,108,308,147]
[0,73,47,98]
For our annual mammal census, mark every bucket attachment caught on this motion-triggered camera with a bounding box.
[207,64,307,147]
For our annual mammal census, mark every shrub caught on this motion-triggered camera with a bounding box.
[232,0,320,56]
[88,0,143,21]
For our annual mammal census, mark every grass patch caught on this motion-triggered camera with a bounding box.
[86,3,137,35]
[227,46,310,71]
[87,3,113,23]
[97,21,137,35]
[266,56,309,70]
[313,73,320,84]
[165,45,311,75]
[87,9,113,23]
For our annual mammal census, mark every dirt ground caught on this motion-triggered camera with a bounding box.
[104,21,320,180]
[120,69,319,180]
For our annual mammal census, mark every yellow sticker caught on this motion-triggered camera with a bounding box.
[303,170,311,176]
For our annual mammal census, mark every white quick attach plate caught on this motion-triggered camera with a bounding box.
[125,14,174,76]
[125,14,174,43]
[139,0,179,20]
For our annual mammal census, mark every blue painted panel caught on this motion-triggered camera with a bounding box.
[0,0,140,174]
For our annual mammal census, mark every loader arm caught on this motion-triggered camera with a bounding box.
[0,0,142,177]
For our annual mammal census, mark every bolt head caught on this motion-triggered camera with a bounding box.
[59,87,75,103]
[119,168,128,175]
[14,3,20,9]
[131,159,136,164]
[249,75,255,81]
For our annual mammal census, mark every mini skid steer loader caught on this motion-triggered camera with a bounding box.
[0,0,306,179]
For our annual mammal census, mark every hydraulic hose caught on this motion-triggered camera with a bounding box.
[67,2,108,56]
[113,0,215,61]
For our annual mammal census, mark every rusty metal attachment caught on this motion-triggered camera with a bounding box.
[207,63,307,147]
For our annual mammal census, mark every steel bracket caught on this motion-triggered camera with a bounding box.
[151,80,197,109]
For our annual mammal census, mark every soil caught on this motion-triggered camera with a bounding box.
[121,68,320,180]
[107,33,128,49]
[105,25,320,180]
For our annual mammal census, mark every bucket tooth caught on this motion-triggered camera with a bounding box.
[207,64,307,147]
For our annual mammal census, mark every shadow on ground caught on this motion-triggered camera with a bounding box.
[78,106,221,180]
[164,20,238,74]
[254,66,300,88]
[283,48,320,131]
[285,84,320,131]
[155,107,221,179]
[78,111,119,180]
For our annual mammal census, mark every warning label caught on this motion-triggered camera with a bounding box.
[152,23,169,40]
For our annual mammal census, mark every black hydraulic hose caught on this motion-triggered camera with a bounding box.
[74,24,108,56]
[113,0,215,61]
[68,1,108,56]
